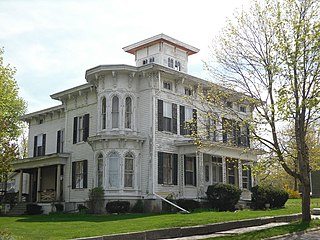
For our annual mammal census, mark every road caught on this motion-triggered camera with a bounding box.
[275,229,320,240]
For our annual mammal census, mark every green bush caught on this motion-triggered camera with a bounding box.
[131,199,144,213]
[106,201,130,214]
[206,183,242,211]
[175,199,200,212]
[251,185,289,210]
[55,203,64,212]
[26,204,43,215]
[87,187,104,214]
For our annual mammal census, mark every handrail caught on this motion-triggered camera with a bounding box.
[154,193,190,214]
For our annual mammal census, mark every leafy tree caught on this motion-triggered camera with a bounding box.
[0,47,27,190]
[204,0,320,222]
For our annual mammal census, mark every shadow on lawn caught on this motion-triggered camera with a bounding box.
[15,212,163,223]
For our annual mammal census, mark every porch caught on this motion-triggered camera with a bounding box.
[12,153,69,203]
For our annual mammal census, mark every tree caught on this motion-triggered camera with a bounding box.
[203,0,320,222]
[0,47,27,190]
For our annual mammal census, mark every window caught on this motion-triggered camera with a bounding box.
[226,101,233,108]
[108,153,120,188]
[33,134,46,157]
[112,96,119,129]
[184,156,196,186]
[158,152,178,185]
[125,97,132,129]
[227,159,238,186]
[239,124,250,147]
[163,81,172,90]
[124,153,134,188]
[101,97,106,130]
[72,160,88,189]
[174,60,181,71]
[149,57,155,63]
[240,106,246,113]
[222,118,237,145]
[207,112,217,141]
[168,57,174,68]
[142,59,148,65]
[73,114,89,144]
[158,100,177,133]
[185,87,193,96]
[56,130,64,153]
[180,106,197,136]
[39,119,44,124]
[242,164,252,189]
[97,154,103,188]
[212,157,223,183]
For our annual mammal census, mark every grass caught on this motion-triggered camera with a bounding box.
[205,220,320,240]
[0,198,319,240]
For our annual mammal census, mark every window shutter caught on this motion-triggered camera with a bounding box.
[158,152,163,184]
[192,109,197,135]
[158,100,163,131]
[184,155,186,185]
[72,162,76,189]
[73,117,77,144]
[246,125,250,147]
[83,160,88,188]
[42,134,46,155]
[193,156,197,186]
[33,136,37,157]
[83,114,90,142]
[180,106,185,135]
[222,118,227,142]
[173,154,178,185]
[57,130,61,153]
[172,104,177,134]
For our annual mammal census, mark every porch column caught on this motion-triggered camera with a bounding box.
[56,164,61,201]
[197,151,205,197]
[222,157,227,183]
[238,160,243,189]
[18,170,23,202]
[36,167,41,202]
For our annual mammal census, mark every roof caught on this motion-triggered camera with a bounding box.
[122,33,200,56]
[21,105,64,120]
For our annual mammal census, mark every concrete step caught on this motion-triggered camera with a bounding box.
[7,203,28,215]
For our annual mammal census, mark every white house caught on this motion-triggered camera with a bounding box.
[12,34,259,212]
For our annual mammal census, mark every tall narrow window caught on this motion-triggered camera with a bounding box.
[57,130,64,153]
[97,154,103,188]
[101,97,106,130]
[158,100,177,133]
[242,164,252,189]
[108,153,120,188]
[125,97,132,129]
[124,153,134,188]
[72,160,88,189]
[212,156,223,184]
[112,96,119,128]
[184,156,196,186]
[227,159,238,186]
[33,133,46,157]
[73,114,89,144]
[158,152,178,185]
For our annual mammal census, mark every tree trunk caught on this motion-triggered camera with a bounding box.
[301,181,311,222]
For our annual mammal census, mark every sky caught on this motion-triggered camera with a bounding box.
[0,0,249,113]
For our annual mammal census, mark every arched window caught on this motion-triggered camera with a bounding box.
[108,152,120,188]
[112,96,119,128]
[124,153,134,188]
[125,97,132,129]
[101,97,106,130]
[97,153,103,187]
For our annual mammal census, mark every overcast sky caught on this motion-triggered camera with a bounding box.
[0,0,248,113]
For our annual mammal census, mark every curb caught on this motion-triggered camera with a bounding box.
[74,213,302,240]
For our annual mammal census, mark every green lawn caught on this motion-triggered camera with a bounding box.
[0,199,320,240]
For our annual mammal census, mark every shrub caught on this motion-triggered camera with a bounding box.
[87,187,104,214]
[131,199,144,213]
[206,183,242,211]
[251,185,289,210]
[106,201,130,214]
[175,199,200,212]
[77,204,88,213]
[286,188,300,199]
[55,203,64,212]
[26,204,43,215]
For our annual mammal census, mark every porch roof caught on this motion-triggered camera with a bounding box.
[12,153,70,171]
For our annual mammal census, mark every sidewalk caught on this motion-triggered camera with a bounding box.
[75,213,302,240]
